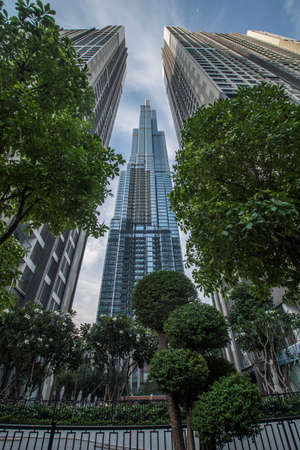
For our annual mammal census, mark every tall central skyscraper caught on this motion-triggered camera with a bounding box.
[97,101,184,318]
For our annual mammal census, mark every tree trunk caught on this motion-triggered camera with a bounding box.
[158,334,168,350]
[186,404,195,450]
[167,393,186,450]
[157,333,185,449]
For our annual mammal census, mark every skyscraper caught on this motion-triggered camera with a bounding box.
[15,27,127,313]
[162,26,300,142]
[162,26,300,374]
[246,30,300,55]
[97,100,184,318]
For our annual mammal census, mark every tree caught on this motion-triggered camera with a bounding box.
[162,302,233,450]
[132,271,197,338]
[0,302,82,398]
[132,270,198,450]
[164,302,229,353]
[55,365,105,402]
[170,84,300,300]
[192,374,263,450]
[149,348,209,450]
[0,0,124,312]
[82,315,157,401]
[227,282,300,394]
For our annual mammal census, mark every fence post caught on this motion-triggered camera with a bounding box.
[47,398,57,450]
[47,420,56,450]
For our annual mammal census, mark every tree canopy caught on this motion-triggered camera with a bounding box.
[132,270,197,334]
[192,374,262,449]
[82,315,157,401]
[149,348,208,400]
[0,302,82,397]
[150,301,233,450]
[0,0,124,244]
[170,84,300,300]
[164,302,229,353]
[227,282,300,393]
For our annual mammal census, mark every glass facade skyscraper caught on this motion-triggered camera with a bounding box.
[15,27,127,314]
[162,26,300,142]
[162,26,300,376]
[97,100,184,318]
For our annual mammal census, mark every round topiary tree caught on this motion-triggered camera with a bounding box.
[132,270,197,337]
[192,374,263,450]
[150,348,209,450]
[149,348,209,399]
[163,302,233,450]
[132,270,198,450]
[164,302,229,352]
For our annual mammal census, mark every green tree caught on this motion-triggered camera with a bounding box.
[164,302,229,352]
[82,315,157,401]
[132,270,197,338]
[170,84,300,300]
[132,270,198,450]
[228,282,300,394]
[192,374,263,450]
[0,302,82,398]
[55,365,105,402]
[0,0,124,308]
[162,302,233,450]
[149,348,209,450]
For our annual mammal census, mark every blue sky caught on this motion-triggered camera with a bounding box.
[6,0,300,324]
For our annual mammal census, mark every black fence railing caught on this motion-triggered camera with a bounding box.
[0,417,300,450]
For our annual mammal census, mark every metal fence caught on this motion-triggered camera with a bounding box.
[0,417,300,450]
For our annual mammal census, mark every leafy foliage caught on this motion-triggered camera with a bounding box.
[2,393,300,425]
[227,282,300,393]
[82,315,157,401]
[0,0,124,246]
[0,225,25,312]
[0,400,170,425]
[0,302,82,397]
[132,270,197,333]
[204,354,235,389]
[149,301,233,450]
[55,365,105,402]
[192,374,263,448]
[149,349,209,400]
[170,84,300,300]
[164,302,229,352]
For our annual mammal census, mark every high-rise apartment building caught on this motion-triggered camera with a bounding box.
[162,26,300,142]
[97,100,184,318]
[15,27,127,313]
[162,27,300,376]
[247,30,300,55]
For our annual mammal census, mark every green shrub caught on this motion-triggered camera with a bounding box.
[0,401,170,425]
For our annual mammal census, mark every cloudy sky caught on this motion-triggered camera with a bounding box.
[6,0,300,325]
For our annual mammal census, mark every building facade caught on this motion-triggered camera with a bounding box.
[162,26,300,142]
[162,26,300,378]
[247,30,300,55]
[97,100,184,319]
[15,27,127,313]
